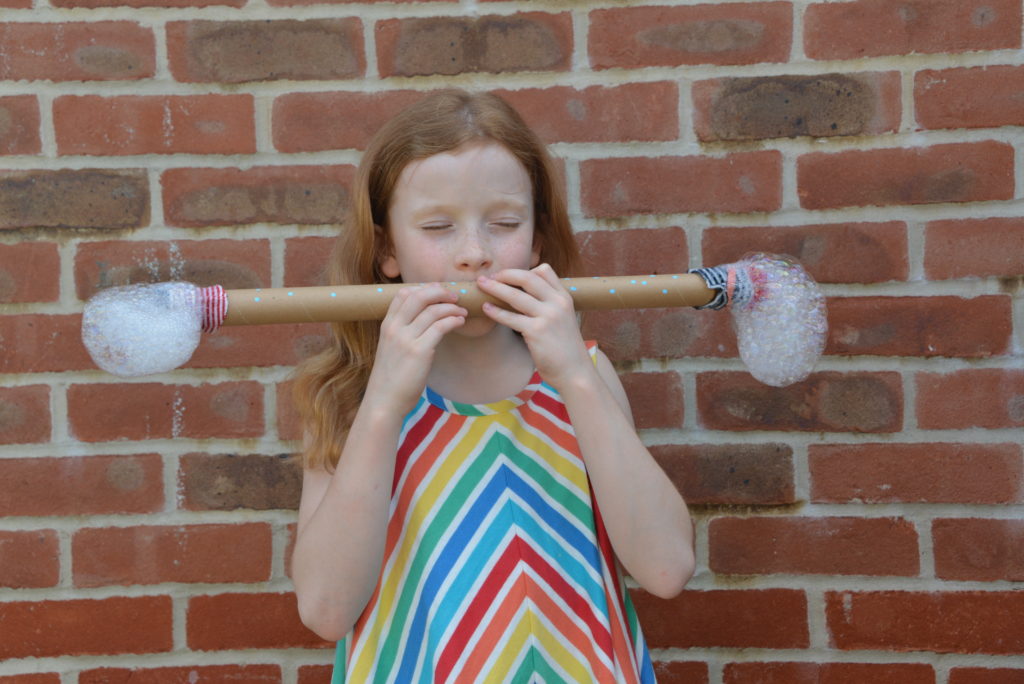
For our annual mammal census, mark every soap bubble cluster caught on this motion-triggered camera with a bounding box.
[729,254,827,387]
[82,282,203,377]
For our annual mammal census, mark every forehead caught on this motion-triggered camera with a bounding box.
[392,142,532,206]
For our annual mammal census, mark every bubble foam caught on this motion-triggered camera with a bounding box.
[82,282,202,377]
[730,254,827,387]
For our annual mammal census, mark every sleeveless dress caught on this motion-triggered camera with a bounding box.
[331,343,656,683]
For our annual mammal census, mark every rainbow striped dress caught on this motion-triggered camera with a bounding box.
[331,343,655,683]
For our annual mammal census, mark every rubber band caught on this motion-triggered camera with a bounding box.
[200,285,228,333]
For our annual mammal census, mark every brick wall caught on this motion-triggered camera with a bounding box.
[1,0,1022,682]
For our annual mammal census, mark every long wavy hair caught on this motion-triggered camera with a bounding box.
[293,90,581,471]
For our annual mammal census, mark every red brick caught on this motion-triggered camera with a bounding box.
[653,662,709,684]
[724,662,934,684]
[805,0,1021,59]
[0,168,149,231]
[75,239,270,300]
[797,141,1015,209]
[581,152,781,217]
[54,95,254,156]
[577,227,689,278]
[0,0,32,7]
[581,308,735,363]
[376,14,572,78]
[950,668,1024,684]
[925,217,1024,280]
[810,443,1022,505]
[590,3,792,69]
[0,95,40,154]
[0,596,172,659]
[0,385,50,444]
[827,295,1011,358]
[702,222,908,284]
[0,314,93,373]
[162,165,353,227]
[0,454,163,516]
[55,0,242,5]
[917,66,1024,130]
[651,443,795,506]
[273,90,423,153]
[698,371,903,433]
[296,666,332,684]
[933,518,1024,582]
[917,369,1024,429]
[178,453,302,512]
[80,666,281,684]
[277,380,303,443]
[0,530,59,588]
[619,371,683,429]
[694,71,900,141]
[73,523,272,587]
[633,588,808,649]
[167,19,364,83]
[0,677,61,684]
[0,242,58,302]
[496,83,678,144]
[68,382,264,442]
[826,590,1024,654]
[710,516,919,576]
[0,22,154,81]
[192,323,331,372]
[187,592,331,650]
[285,237,335,287]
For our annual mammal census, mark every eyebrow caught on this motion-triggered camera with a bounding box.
[409,199,530,219]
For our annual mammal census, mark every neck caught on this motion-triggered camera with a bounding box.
[427,322,535,404]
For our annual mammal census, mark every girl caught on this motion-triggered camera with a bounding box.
[291,90,695,683]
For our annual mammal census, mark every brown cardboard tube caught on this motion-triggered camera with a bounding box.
[223,273,717,325]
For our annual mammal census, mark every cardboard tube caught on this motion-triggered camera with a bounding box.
[223,273,717,325]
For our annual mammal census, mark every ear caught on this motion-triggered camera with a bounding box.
[376,224,401,279]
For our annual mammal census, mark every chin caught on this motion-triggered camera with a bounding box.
[452,317,499,337]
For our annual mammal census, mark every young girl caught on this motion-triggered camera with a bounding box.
[291,90,695,683]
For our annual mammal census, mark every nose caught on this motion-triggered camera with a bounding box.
[455,226,492,274]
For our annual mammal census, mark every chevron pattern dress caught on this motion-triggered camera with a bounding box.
[330,343,656,683]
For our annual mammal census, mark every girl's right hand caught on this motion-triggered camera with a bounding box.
[363,284,467,416]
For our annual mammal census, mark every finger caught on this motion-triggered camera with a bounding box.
[407,302,467,338]
[417,311,467,349]
[531,263,565,290]
[481,300,531,333]
[388,284,458,325]
[477,273,546,315]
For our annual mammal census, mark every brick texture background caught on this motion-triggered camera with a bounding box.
[1,0,1022,682]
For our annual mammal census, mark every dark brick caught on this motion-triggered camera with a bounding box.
[167,19,364,83]
[162,166,352,227]
[651,443,795,506]
[377,13,571,78]
[702,222,908,284]
[698,372,903,433]
[0,169,148,231]
[693,72,900,141]
[178,453,301,511]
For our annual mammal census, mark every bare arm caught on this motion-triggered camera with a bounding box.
[292,285,468,640]
[558,349,695,597]
[292,406,403,641]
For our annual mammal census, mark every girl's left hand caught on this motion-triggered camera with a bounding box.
[476,264,595,391]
